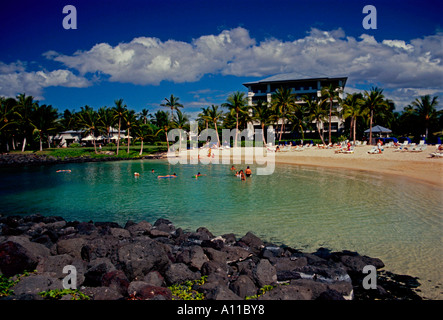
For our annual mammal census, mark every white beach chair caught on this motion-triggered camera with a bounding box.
[368,146,382,154]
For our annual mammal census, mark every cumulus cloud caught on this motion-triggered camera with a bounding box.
[0,61,91,99]
[45,27,443,93]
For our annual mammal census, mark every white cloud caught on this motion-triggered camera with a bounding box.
[45,27,443,95]
[0,61,91,99]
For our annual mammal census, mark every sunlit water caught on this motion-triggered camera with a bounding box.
[0,160,441,299]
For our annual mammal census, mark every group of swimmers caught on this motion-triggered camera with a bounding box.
[231,165,252,181]
[134,166,253,181]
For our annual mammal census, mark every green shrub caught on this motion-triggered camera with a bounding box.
[38,289,90,300]
[68,143,82,148]
[168,276,207,300]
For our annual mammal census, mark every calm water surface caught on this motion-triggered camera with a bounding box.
[0,160,441,298]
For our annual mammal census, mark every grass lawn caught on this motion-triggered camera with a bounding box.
[9,144,168,160]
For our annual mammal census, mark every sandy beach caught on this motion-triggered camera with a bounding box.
[181,144,443,188]
[273,145,443,189]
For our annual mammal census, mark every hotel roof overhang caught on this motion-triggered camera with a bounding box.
[243,73,348,88]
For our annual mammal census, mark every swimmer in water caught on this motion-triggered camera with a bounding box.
[245,166,252,177]
[193,172,206,178]
[157,173,177,179]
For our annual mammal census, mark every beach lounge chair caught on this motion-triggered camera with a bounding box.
[393,141,408,152]
[430,152,443,158]
[368,146,382,154]
[410,145,427,152]
[280,145,291,152]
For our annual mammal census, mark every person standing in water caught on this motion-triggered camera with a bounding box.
[245,166,252,177]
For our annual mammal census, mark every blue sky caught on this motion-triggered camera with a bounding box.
[0,0,442,118]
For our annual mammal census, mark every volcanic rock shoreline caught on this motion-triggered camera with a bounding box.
[0,153,166,168]
[0,214,422,300]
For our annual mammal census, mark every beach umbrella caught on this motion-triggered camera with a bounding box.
[364,125,392,134]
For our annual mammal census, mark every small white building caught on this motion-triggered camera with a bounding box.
[51,130,82,147]
[51,127,125,147]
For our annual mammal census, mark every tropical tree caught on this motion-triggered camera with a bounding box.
[123,109,137,154]
[172,109,189,152]
[0,97,18,151]
[76,108,101,154]
[342,93,365,144]
[411,95,439,139]
[60,109,78,131]
[197,106,210,131]
[161,94,183,121]
[98,106,115,144]
[271,87,296,143]
[14,93,38,152]
[32,104,59,151]
[287,103,307,143]
[321,84,343,144]
[303,95,328,145]
[251,100,273,145]
[201,105,223,147]
[152,110,172,152]
[133,122,154,155]
[138,108,151,124]
[112,99,127,155]
[222,91,248,147]
[363,87,388,145]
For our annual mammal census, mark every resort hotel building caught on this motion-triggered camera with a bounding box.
[243,73,348,142]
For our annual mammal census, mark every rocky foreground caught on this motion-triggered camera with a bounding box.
[0,214,422,300]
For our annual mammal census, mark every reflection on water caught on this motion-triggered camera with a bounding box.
[0,160,442,299]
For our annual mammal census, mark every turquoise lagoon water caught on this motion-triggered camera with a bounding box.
[0,160,442,298]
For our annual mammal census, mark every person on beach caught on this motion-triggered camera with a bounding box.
[245,166,252,177]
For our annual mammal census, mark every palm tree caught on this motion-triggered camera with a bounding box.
[60,109,77,131]
[152,110,172,152]
[172,109,189,152]
[133,122,154,156]
[321,84,343,144]
[271,87,296,143]
[342,93,365,144]
[123,109,137,154]
[222,91,248,147]
[411,95,439,140]
[197,106,210,131]
[160,94,183,121]
[251,100,273,145]
[14,93,38,152]
[138,108,151,124]
[287,103,307,143]
[201,105,223,147]
[303,95,328,145]
[32,104,59,151]
[112,99,127,155]
[0,97,18,152]
[363,87,388,145]
[77,108,101,154]
[98,106,115,144]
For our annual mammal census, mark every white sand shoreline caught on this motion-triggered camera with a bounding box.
[175,145,443,188]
